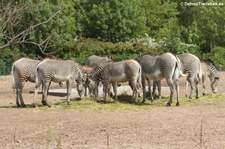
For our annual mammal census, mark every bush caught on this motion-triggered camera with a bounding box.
[203,46,225,70]
[62,38,164,64]
[0,59,12,75]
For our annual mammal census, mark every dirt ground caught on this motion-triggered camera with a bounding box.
[0,72,225,149]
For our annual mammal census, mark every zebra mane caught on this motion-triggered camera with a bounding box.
[203,60,219,78]
[90,62,108,79]
[74,62,83,81]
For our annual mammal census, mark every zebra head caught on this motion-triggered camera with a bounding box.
[86,76,99,97]
[87,63,106,97]
[207,62,219,93]
[75,64,85,98]
[209,74,219,93]
[75,76,85,98]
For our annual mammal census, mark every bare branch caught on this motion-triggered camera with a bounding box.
[0,5,61,50]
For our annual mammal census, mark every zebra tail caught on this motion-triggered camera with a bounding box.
[175,55,187,78]
[137,66,142,93]
[197,61,202,85]
[11,64,16,92]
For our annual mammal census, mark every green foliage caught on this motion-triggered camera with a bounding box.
[0,59,12,75]
[74,0,147,42]
[62,38,163,64]
[178,1,225,53]
[0,0,77,58]
[203,46,225,70]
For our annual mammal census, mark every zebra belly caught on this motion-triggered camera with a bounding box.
[110,74,128,82]
[144,70,163,81]
[52,75,71,83]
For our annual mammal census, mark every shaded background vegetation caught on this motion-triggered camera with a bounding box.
[0,0,225,75]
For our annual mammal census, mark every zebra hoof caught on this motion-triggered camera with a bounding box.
[176,102,180,106]
[16,104,21,107]
[166,103,171,107]
[202,93,206,96]
[42,100,47,106]
[142,100,145,104]
[42,100,51,107]
[109,92,113,97]
[130,99,135,104]
[32,103,38,108]
[47,104,52,107]
[21,104,26,108]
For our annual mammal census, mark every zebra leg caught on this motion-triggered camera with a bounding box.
[202,76,206,96]
[66,80,72,105]
[84,84,88,96]
[112,82,117,100]
[147,79,154,101]
[153,81,161,99]
[185,80,189,97]
[166,79,174,106]
[18,83,26,107]
[47,82,52,95]
[194,77,199,99]
[158,81,162,99]
[42,82,51,107]
[129,81,137,103]
[33,80,42,107]
[174,79,180,106]
[94,82,99,98]
[142,76,147,103]
[108,83,113,97]
[187,77,194,99]
[152,81,157,99]
[16,87,21,107]
[103,83,109,102]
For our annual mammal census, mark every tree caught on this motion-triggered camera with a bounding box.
[74,0,147,42]
[0,1,77,58]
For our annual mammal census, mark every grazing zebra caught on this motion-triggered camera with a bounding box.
[88,59,142,103]
[201,61,219,95]
[136,53,186,106]
[186,60,219,96]
[83,55,114,97]
[11,58,40,107]
[34,59,84,107]
[177,53,202,99]
[151,53,202,100]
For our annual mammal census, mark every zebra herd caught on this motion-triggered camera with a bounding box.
[11,53,219,107]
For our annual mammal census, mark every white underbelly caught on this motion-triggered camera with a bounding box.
[144,70,163,80]
[111,74,127,82]
[52,75,70,82]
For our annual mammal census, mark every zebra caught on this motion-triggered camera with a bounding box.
[88,59,142,103]
[33,59,84,107]
[177,53,202,99]
[135,55,161,100]
[83,55,114,97]
[152,80,161,99]
[136,53,185,106]
[151,53,202,100]
[85,55,113,68]
[11,58,40,107]
[200,61,219,95]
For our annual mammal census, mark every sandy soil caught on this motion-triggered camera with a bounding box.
[0,72,225,149]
